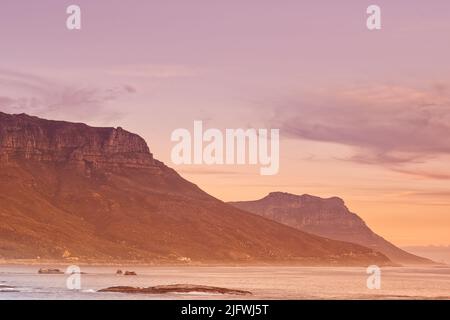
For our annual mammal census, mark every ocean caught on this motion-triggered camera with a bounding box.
[0,265,449,300]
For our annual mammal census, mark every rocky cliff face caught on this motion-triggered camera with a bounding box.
[230,192,433,265]
[0,112,154,169]
[0,112,391,265]
[245,192,367,232]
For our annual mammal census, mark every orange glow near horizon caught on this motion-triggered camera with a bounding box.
[174,138,450,247]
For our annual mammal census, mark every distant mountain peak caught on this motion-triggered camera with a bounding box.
[230,191,433,265]
[263,191,345,206]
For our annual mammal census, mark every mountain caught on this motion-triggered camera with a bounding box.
[402,246,450,265]
[0,112,390,265]
[229,192,433,265]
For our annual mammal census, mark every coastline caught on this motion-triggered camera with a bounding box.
[1,258,440,268]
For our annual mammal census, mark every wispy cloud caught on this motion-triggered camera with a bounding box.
[391,167,450,180]
[401,191,450,198]
[178,168,250,176]
[0,68,136,123]
[269,84,450,179]
[103,64,200,79]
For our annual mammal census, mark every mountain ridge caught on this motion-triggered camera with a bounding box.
[0,112,390,265]
[229,192,433,265]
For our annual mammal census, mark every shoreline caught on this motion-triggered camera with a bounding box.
[0,259,442,268]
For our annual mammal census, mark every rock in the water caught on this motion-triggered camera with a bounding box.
[38,268,64,274]
[0,284,15,289]
[0,284,19,293]
[99,284,251,295]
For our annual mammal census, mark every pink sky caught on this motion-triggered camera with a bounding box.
[1,1,450,246]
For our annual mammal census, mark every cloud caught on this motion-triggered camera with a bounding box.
[178,168,250,176]
[403,191,450,198]
[391,167,450,180]
[269,84,450,178]
[104,64,200,79]
[123,85,137,93]
[0,68,135,123]
[0,68,53,95]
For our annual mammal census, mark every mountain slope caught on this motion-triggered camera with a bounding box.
[229,192,432,265]
[0,112,390,265]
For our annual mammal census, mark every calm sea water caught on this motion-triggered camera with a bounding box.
[0,265,449,300]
